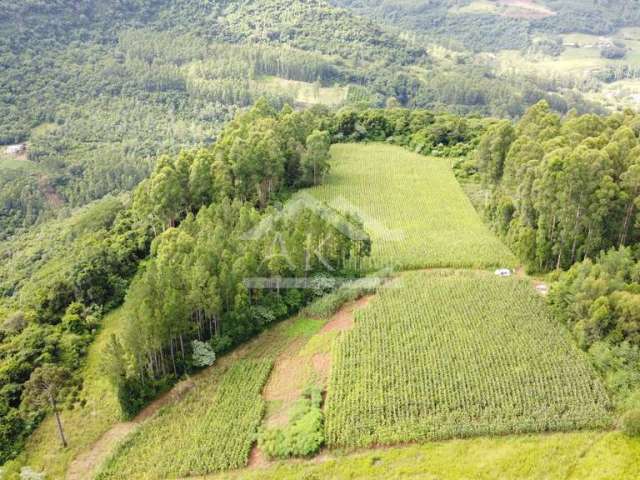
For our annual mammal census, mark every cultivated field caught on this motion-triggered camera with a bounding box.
[307,143,517,271]
[325,270,612,448]
[93,316,325,479]
[97,360,273,478]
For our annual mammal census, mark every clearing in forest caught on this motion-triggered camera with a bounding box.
[325,270,612,448]
[307,143,517,271]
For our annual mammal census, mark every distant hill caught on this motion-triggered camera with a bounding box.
[329,0,640,51]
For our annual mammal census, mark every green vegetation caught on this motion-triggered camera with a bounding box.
[622,409,640,437]
[258,385,324,459]
[0,102,368,466]
[94,313,321,479]
[1,0,615,236]
[0,198,149,463]
[98,360,272,478]
[549,247,640,414]
[0,0,429,235]
[325,270,611,448]
[468,101,640,424]
[308,143,517,270]
[476,101,640,272]
[332,0,640,53]
[2,307,126,479]
[302,274,388,319]
[215,431,640,480]
[2,1,640,479]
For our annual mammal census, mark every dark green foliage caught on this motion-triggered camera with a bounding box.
[548,248,640,408]
[258,385,325,459]
[0,196,152,462]
[476,101,640,272]
[329,107,487,156]
[621,409,640,437]
[0,0,611,236]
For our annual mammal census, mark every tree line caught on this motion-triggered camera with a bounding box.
[476,101,640,272]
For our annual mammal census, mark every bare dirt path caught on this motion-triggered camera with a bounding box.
[515,266,549,295]
[66,377,195,480]
[248,295,374,469]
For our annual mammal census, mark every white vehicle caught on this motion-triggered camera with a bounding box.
[494,268,512,277]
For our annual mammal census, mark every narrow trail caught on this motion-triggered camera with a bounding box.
[515,266,549,295]
[66,377,195,480]
[247,294,374,469]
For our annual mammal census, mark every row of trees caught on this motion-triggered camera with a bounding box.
[476,101,640,272]
[330,107,486,157]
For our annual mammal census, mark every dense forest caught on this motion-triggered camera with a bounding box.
[331,0,640,52]
[0,0,609,237]
[476,101,639,272]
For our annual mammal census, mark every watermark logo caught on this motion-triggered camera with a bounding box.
[241,192,401,290]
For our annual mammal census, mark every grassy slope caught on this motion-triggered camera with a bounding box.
[307,143,517,271]
[13,308,125,478]
[213,431,640,480]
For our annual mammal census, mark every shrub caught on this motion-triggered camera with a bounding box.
[191,340,216,368]
[621,409,640,437]
[258,385,324,459]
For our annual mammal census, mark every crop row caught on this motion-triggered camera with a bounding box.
[308,144,517,271]
[97,359,273,479]
[324,270,612,448]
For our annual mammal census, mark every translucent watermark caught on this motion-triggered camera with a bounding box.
[241,192,402,289]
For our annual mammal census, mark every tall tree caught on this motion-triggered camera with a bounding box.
[22,365,70,448]
[300,130,331,186]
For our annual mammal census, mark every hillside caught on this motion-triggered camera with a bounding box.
[0,0,424,236]
[332,0,640,111]
[0,0,614,237]
[5,138,636,479]
[2,2,640,479]
[330,0,640,52]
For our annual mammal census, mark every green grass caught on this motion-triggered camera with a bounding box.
[325,270,612,448]
[0,154,42,174]
[306,143,517,271]
[283,317,325,338]
[254,76,348,106]
[212,431,640,480]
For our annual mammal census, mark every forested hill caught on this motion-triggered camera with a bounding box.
[0,0,426,237]
[331,0,640,52]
